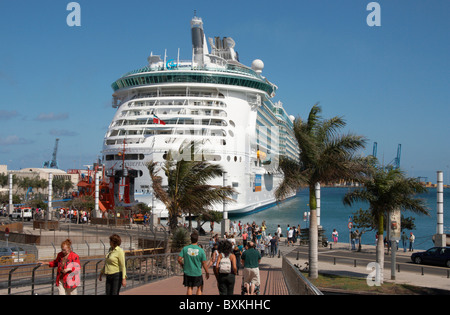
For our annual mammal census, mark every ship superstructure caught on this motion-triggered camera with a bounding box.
[102,16,299,217]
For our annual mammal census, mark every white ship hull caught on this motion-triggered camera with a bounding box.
[101,16,299,218]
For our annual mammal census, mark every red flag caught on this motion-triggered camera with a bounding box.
[153,114,166,125]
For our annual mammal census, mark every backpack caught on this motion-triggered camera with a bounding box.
[218,254,231,274]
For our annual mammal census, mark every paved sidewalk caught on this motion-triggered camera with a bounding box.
[308,242,450,292]
[123,241,450,295]
[122,255,288,295]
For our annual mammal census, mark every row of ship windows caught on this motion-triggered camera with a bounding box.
[104,153,245,163]
[120,108,227,118]
[113,91,227,107]
[128,99,227,108]
[111,118,228,128]
[105,154,145,161]
[108,128,229,137]
[112,73,274,96]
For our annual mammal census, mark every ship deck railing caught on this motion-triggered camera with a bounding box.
[122,61,262,81]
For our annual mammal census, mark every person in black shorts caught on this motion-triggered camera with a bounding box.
[178,232,210,295]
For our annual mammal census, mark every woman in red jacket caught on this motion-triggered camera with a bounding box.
[40,239,80,295]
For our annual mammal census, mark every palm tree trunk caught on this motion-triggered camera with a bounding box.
[376,213,384,284]
[308,185,319,279]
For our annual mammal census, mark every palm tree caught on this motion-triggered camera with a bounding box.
[343,163,429,283]
[275,104,368,279]
[147,142,236,232]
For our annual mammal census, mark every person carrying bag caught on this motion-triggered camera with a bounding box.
[215,240,237,295]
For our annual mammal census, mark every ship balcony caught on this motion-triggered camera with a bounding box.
[126,98,227,108]
[118,108,227,118]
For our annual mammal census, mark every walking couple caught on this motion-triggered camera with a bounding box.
[178,232,261,295]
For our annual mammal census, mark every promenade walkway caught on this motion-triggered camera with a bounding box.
[122,254,289,295]
[10,223,450,295]
[123,240,450,295]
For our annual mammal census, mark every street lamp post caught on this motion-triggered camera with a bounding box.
[221,171,229,236]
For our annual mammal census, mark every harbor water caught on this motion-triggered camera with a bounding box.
[229,187,449,250]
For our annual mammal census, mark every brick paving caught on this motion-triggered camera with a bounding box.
[122,260,288,295]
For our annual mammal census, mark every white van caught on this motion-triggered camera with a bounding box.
[10,208,32,221]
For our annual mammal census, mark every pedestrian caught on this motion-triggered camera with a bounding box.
[409,232,415,252]
[332,229,339,244]
[232,220,237,234]
[208,242,220,281]
[178,232,210,295]
[242,229,248,247]
[277,225,282,238]
[401,231,408,252]
[39,239,80,295]
[270,234,278,257]
[228,233,236,247]
[256,229,262,244]
[215,240,238,295]
[241,241,261,295]
[261,221,267,237]
[287,227,294,246]
[99,234,127,295]
[264,235,271,256]
[259,240,265,257]
[351,230,356,250]
[233,243,243,275]
[210,221,214,235]
[354,229,362,251]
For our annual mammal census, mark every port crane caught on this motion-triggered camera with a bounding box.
[43,138,60,169]
[392,144,401,169]
[386,144,402,169]
[371,142,401,169]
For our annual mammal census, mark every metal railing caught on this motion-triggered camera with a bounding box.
[0,252,183,295]
[281,253,323,295]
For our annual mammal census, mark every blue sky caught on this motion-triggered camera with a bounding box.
[0,0,449,183]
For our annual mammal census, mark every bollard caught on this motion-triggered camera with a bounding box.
[421,267,424,276]
[354,259,357,267]
[296,250,299,260]
[397,264,400,273]
[333,257,336,265]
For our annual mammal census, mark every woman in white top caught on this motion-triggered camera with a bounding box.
[208,242,220,281]
[332,229,339,244]
[276,225,282,237]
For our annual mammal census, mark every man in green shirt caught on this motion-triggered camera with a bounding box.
[241,241,261,295]
[178,232,210,295]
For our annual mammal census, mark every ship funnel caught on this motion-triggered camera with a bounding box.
[191,16,207,66]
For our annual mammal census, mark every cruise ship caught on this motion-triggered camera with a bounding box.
[101,16,299,217]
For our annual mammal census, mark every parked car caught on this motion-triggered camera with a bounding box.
[9,208,32,221]
[0,246,27,262]
[411,247,450,268]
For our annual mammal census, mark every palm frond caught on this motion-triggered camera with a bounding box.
[306,103,322,133]
[147,161,170,206]
[275,156,308,201]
